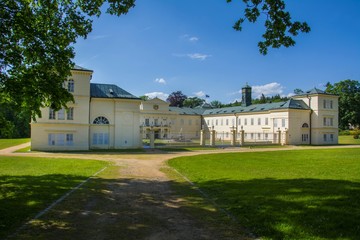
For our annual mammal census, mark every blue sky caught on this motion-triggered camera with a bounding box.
[74,0,360,103]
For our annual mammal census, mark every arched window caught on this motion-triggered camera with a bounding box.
[302,123,309,128]
[93,116,109,124]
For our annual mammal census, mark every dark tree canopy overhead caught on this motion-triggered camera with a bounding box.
[0,0,135,118]
[228,0,311,55]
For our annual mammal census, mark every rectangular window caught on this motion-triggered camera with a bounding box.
[216,119,218,126]
[282,119,286,127]
[238,118,241,125]
[207,120,209,125]
[58,108,65,120]
[258,118,261,125]
[57,134,65,146]
[92,133,109,145]
[265,133,268,140]
[67,79,74,92]
[226,119,229,126]
[244,118,247,125]
[330,134,334,142]
[258,133,261,139]
[232,119,235,126]
[251,118,254,125]
[154,119,159,126]
[324,117,334,126]
[145,119,150,126]
[49,108,56,119]
[251,133,254,139]
[189,119,192,125]
[324,99,334,109]
[274,119,278,128]
[302,134,309,142]
[67,107,74,120]
[265,118,269,125]
[48,134,55,145]
[66,134,73,145]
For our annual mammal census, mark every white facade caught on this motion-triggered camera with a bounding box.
[31,67,339,151]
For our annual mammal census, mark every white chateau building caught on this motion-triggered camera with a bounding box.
[31,66,339,150]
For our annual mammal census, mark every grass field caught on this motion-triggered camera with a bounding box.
[0,156,108,239]
[0,138,30,150]
[338,135,360,145]
[168,148,360,240]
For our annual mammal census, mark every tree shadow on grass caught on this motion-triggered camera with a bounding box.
[0,174,88,239]
[198,178,360,240]
[2,175,251,240]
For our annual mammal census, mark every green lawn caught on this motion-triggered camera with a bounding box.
[0,138,30,150]
[0,156,108,239]
[168,148,360,240]
[338,135,360,145]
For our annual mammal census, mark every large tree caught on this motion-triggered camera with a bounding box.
[166,91,187,107]
[183,97,205,108]
[1,0,135,118]
[326,80,360,130]
[228,0,310,55]
[1,0,309,119]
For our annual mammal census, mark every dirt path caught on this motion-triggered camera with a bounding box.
[3,144,360,239]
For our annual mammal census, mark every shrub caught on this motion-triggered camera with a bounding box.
[354,134,359,139]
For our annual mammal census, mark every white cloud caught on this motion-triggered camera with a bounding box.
[249,82,285,98]
[187,53,211,61]
[155,78,166,84]
[181,34,199,42]
[144,92,169,101]
[194,91,206,98]
[173,53,211,61]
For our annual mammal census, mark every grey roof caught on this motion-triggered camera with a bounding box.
[202,99,310,115]
[294,87,335,97]
[169,107,206,115]
[72,65,93,72]
[90,83,140,100]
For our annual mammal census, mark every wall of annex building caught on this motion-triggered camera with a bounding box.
[294,94,339,145]
[31,70,92,151]
[203,111,290,139]
[287,109,311,145]
[31,123,89,151]
[89,98,142,149]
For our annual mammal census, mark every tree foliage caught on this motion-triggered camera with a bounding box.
[183,97,205,108]
[210,100,224,108]
[0,103,31,138]
[166,91,187,107]
[228,0,311,55]
[0,0,135,118]
[326,80,360,130]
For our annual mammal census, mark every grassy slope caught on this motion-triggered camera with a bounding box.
[0,138,30,150]
[0,156,108,239]
[338,135,360,145]
[168,148,360,240]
